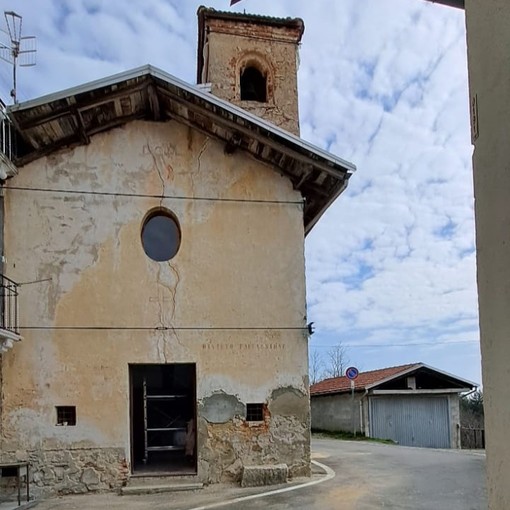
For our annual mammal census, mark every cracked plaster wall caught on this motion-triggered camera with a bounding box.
[0,120,310,494]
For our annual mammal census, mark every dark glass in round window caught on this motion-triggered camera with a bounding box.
[141,212,181,261]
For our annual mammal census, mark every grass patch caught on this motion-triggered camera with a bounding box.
[312,428,396,445]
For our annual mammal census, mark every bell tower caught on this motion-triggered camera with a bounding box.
[197,7,305,136]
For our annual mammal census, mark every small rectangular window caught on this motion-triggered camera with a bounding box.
[0,467,17,477]
[246,403,264,422]
[56,406,76,426]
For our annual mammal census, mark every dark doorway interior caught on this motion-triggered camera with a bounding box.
[130,364,196,475]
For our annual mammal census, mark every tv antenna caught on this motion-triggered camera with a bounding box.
[0,11,36,104]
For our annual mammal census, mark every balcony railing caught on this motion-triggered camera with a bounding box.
[0,274,19,336]
[0,101,15,163]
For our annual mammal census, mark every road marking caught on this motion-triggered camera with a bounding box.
[185,460,336,510]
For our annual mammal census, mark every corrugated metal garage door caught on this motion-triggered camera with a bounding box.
[370,396,450,448]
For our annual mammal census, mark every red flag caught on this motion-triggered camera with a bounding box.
[230,0,243,5]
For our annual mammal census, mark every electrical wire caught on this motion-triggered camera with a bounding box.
[311,340,478,349]
[16,325,478,348]
[3,186,304,206]
[18,326,308,331]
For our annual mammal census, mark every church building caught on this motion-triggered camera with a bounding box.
[0,7,354,495]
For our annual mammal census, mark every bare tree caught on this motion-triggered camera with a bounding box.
[324,343,350,378]
[309,349,325,385]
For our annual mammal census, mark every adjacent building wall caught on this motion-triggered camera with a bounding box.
[0,120,310,495]
[465,0,510,507]
[310,392,364,434]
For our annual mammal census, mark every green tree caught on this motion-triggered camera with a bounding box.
[460,390,484,428]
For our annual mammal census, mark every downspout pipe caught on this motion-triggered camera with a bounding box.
[360,389,369,436]
[461,387,478,399]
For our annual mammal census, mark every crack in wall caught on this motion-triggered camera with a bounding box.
[191,138,209,197]
[145,140,187,357]
[155,264,168,363]
[146,140,171,362]
[144,141,167,205]
[166,261,184,350]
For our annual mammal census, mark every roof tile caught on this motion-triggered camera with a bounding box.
[310,363,421,396]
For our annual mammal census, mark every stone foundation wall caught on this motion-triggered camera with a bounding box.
[0,447,128,499]
[198,415,310,484]
[198,387,311,483]
[0,387,310,497]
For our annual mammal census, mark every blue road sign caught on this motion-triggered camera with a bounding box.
[345,366,359,380]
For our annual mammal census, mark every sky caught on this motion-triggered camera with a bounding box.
[0,0,481,384]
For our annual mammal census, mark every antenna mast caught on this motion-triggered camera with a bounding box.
[0,11,36,104]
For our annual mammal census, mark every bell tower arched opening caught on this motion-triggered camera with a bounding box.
[240,66,267,102]
[197,7,304,135]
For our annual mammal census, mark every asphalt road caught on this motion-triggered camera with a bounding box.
[32,438,487,510]
[226,438,487,510]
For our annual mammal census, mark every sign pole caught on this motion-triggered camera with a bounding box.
[345,366,359,438]
[351,379,356,437]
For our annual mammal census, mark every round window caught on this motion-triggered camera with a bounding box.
[141,210,181,262]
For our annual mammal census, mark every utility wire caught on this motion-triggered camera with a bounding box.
[18,326,308,331]
[3,186,304,206]
[16,326,478,348]
[311,340,478,348]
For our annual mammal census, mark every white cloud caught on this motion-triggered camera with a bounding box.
[0,0,480,383]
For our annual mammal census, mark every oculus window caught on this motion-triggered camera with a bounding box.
[141,210,181,262]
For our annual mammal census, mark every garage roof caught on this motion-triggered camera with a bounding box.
[310,363,476,396]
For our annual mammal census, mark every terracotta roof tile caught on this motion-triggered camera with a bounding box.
[310,363,421,396]
[197,6,305,33]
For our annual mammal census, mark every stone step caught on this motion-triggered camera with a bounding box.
[126,473,201,486]
[121,482,203,496]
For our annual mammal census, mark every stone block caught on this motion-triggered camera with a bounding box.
[241,463,288,487]
[80,467,100,489]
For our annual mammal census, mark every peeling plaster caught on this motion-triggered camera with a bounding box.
[2,119,309,491]
[269,386,309,422]
[200,392,245,424]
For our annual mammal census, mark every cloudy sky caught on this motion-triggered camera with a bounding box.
[0,0,480,383]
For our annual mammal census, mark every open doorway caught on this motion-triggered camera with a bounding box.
[130,364,196,475]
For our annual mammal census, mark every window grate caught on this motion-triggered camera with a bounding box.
[56,406,76,426]
[0,273,19,335]
[246,403,264,422]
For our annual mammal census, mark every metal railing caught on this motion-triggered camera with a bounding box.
[0,274,19,335]
[461,427,485,449]
[0,100,15,163]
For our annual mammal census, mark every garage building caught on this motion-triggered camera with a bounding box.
[310,363,476,448]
